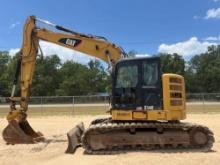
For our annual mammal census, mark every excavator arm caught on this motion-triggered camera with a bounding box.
[2,15,126,144]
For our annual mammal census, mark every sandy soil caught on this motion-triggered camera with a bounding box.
[0,114,220,165]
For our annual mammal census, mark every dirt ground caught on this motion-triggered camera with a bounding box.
[0,114,220,165]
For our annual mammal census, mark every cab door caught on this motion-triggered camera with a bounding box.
[140,58,162,110]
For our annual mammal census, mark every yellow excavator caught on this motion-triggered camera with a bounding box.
[2,16,214,154]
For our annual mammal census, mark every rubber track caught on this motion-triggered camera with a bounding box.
[82,119,214,154]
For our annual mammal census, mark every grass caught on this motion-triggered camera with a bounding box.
[0,104,220,117]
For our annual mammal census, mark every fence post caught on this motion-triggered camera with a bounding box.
[40,96,43,116]
[72,96,74,116]
[202,93,205,112]
[105,96,108,113]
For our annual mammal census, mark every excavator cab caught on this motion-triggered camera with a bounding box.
[112,57,162,111]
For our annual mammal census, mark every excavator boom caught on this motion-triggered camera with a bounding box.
[2,15,125,145]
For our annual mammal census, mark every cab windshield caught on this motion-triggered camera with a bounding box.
[116,64,138,88]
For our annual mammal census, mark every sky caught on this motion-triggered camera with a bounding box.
[1,0,220,63]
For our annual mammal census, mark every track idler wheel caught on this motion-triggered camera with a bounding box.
[65,122,85,154]
[2,119,45,144]
[189,126,214,150]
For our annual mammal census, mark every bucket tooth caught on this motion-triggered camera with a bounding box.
[2,119,45,144]
[65,122,85,154]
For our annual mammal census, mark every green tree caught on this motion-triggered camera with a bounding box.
[32,55,61,96]
[186,45,220,93]
[160,53,185,76]
[56,59,110,95]
[87,59,110,94]
[0,51,11,96]
[56,61,90,95]
[1,45,220,96]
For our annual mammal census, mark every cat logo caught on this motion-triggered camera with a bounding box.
[58,38,81,47]
[66,39,76,46]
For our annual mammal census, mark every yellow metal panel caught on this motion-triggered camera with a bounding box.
[112,110,168,121]
[133,111,147,120]
[162,74,170,111]
[147,111,166,120]
[162,74,186,120]
[167,110,186,120]
[112,110,132,120]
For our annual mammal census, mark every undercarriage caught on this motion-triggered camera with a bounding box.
[73,117,215,154]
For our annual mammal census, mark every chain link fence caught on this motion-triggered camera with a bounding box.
[0,93,220,117]
[186,93,220,113]
[0,95,110,117]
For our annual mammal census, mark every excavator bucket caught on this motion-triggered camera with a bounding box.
[2,119,45,144]
[65,122,85,154]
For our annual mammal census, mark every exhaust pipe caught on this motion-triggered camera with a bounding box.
[65,122,85,154]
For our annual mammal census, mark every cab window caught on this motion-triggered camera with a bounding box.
[143,61,158,86]
[116,64,138,88]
